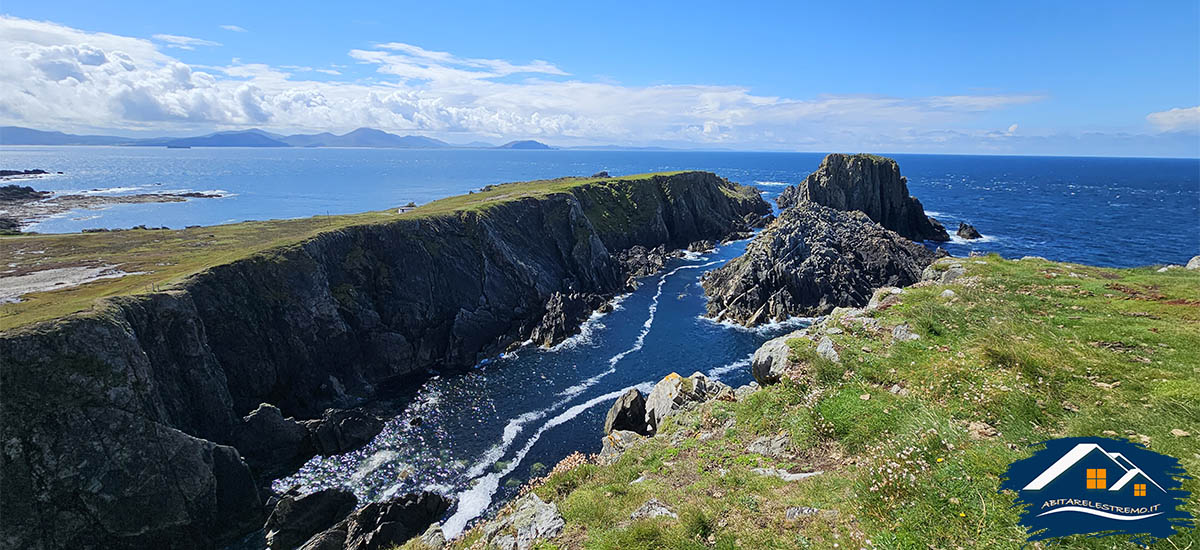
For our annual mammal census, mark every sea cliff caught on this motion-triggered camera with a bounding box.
[0,171,768,549]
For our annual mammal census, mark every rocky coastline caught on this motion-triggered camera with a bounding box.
[0,171,769,549]
[0,181,224,233]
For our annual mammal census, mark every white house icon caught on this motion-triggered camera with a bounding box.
[1022,443,1166,493]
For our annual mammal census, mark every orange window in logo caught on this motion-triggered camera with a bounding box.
[1086,468,1107,489]
[1134,483,1146,496]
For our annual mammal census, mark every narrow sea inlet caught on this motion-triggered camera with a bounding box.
[272,237,806,536]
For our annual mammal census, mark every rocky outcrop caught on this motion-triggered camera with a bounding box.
[265,488,358,550]
[777,154,949,242]
[644,372,730,434]
[956,222,982,240]
[296,492,452,550]
[701,203,938,325]
[1187,255,1200,270]
[603,388,649,435]
[750,330,805,385]
[476,493,564,550]
[0,171,768,549]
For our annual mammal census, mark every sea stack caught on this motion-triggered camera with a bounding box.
[701,203,937,325]
[778,153,950,242]
[956,222,983,240]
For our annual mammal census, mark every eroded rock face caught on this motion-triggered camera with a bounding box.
[338,492,452,550]
[604,388,649,435]
[232,403,314,477]
[777,154,949,242]
[701,203,938,325]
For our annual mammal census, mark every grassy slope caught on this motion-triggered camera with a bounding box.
[437,255,1199,549]
[0,171,714,331]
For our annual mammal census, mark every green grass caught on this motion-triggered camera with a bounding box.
[447,256,1200,549]
[0,171,694,331]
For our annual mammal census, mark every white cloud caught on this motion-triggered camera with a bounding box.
[152,34,221,50]
[1146,106,1200,132]
[220,25,247,33]
[1006,124,1018,136]
[0,15,1052,149]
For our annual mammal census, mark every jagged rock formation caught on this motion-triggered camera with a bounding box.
[701,203,938,325]
[265,488,359,550]
[956,222,982,240]
[777,154,949,242]
[297,492,452,550]
[0,171,767,549]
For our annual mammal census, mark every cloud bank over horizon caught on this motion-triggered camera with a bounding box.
[1,15,1196,156]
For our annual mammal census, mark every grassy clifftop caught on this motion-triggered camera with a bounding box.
[437,255,1199,549]
[0,171,757,331]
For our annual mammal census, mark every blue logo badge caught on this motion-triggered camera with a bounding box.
[1000,437,1193,543]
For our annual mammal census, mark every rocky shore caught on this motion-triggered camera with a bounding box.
[0,182,224,233]
[0,171,768,549]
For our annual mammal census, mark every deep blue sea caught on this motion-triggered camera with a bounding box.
[2,146,1198,536]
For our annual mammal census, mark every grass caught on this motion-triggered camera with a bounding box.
[443,255,1200,549]
[0,171,698,331]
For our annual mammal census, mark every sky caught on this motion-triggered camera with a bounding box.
[1,1,1198,156]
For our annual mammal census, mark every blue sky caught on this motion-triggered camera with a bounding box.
[1,1,1197,156]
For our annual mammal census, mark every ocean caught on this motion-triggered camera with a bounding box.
[2,146,1197,536]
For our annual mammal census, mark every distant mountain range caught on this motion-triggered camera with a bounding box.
[0,126,554,150]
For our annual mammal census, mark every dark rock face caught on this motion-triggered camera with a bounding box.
[778,154,949,242]
[701,203,938,325]
[232,403,314,477]
[603,388,649,435]
[310,492,452,550]
[615,244,673,280]
[305,408,386,457]
[265,488,358,550]
[0,183,52,201]
[0,171,768,549]
[956,222,982,240]
[743,211,775,229]
[529,292,605,347]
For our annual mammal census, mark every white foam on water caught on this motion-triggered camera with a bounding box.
[442,386,634,537]
[697,314,815,335]
[948,233,1001,245]
[754,181,792,187]
[706,353,753,382]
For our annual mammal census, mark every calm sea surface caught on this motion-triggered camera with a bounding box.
[2,146,1197,536]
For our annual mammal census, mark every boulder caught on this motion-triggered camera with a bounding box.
[921,260,966,284]
[603,388,650,435]
[599,430,645,464]
[644,372,730,433]
[1187,255,1200,270]
[231,403,315,477]
[304,408,386,457]
[956,222,982,240]
[591,171,610,178]
[479,493,564,550]
[750,330,805,385]
[815,336,839,363]
[419,522,446,549]
[778,153,949,241]
[265,488,358,550]
[892,324,920,342]
[744,211,775,229]
[702,203,937,325]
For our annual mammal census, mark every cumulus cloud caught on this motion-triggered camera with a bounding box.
[152,34,221,50]
[220,25,247,33]
[1146,106,1200,132]
[0,15,1050,149]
